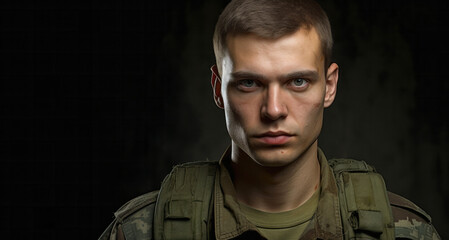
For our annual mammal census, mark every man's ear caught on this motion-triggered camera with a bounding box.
[324,63,339,108]
[211,65,224,109]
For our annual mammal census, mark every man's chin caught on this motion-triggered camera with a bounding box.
[251,150,297,167]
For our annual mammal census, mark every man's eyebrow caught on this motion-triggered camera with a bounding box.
[230,71,266,81]
[282,70,319,80]
[230,70,319,81]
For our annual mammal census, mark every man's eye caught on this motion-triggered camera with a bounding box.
[291,78,308,87]
[239,79,256,88]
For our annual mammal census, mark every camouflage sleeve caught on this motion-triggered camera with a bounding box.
[388,192,441,240]
[98,218,116,240]
[98,191,159,240]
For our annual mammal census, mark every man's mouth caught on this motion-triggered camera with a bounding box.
[254,131,294,145]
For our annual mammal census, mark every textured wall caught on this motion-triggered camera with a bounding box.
[1,0,447,239]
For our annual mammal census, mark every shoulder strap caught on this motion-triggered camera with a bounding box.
[153,161,218,240]
[329,159,395,239]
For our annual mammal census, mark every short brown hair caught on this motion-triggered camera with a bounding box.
[213,0,333,75]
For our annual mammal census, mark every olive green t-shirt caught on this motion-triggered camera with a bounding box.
[239,187,320,240]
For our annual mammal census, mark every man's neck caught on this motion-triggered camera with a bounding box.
[230,142,321,213]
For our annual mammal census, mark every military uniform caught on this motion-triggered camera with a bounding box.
[99,148,440,240]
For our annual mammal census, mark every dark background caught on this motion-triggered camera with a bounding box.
[1,0,448,239]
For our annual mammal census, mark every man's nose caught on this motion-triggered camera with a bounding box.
[261,85,288,121]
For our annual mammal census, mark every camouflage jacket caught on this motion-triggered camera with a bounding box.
[99,149,440,240]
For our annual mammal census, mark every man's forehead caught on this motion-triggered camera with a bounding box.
[226,27,321,52]
[224,28,325,76]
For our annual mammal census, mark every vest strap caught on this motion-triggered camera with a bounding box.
[153,161,218,240]
[330,158,395,239]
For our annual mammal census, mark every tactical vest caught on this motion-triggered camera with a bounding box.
[149,159,395,240]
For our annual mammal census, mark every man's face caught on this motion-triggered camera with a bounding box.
[213,28,338,167]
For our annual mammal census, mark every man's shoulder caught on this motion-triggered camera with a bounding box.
[99,161,220,240]
[111,161,219,219]
[388,191,440,239]
[327,157,440,239]
[99,191,159,240]
[114,190,159,222]
[388,191,431,223]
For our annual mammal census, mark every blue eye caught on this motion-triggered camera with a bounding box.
[291,78,309,88]
[240,79,256,88]
[235,79,259,92]
[292,78,307,87]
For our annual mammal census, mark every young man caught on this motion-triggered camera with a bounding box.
[100,0,440,239]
